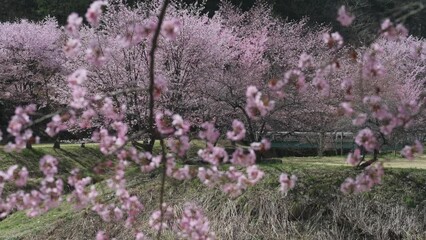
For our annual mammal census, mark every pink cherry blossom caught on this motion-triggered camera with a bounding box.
[198,122,220,144]
[14,167,29,187]
[198,166,222,188]
[401,140,423,160]
[245,86,275,119]
[323,32,343,48]
[5,104,36,152]
[279,173,297,194]
[340,178,357,194]
[337,6,355,27]
[168,136,190,157]
[85,0,108,27]
[155,111,174,135]
[149,203,174,231]
[154,76,168,100]
[45,115,67,137]
[381,19,408,40]
[67,69,87,86]
[161,19,180,40]
[198,144,229,165]
[86,40,109,66]
[135,232,147,240]
[226,120,246,141]
[177,203,215,239]
[39,155,59,179]
[230,148,256,167]
[341,162,384,194]
[339,102,354,117]
[96,230,109,240]
[346,149,362,166]
[268,78,285,92]
[283,69,306,93]
[172,114,190,136]
[246,165,264,185]
[298,52,313,69]
[65,13,83,37]
[355,129,377,152]
[250,138,271,152]
[63,38,81,57]
[353,113,367,126]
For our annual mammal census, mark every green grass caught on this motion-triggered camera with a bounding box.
[0,144,107,196]
[0,203,76,239]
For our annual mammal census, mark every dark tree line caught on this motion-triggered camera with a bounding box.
[1,0,424,43]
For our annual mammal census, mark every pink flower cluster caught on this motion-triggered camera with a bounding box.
[155,111,190,136]
[245,86,275,119]
[312,73,330,96]
[45,115,68,137]
[323,32,343,49]
[197,143,229,165]
[67,69,89,109]
[149,203,174,231]
[283,69,307,93]
[250,138,271,152]
[5,104,37,152]
[346,149,362,166]
[91,160,143,228]
[226,120,246,141]
[162,19,181,40]
[92,121,128,155]
[401,140,423,160]
[117,21,156,47]
[0,165,28,197]
[279,173,297,194]
[341,163,384,194]
[341,78,353,101]
[67,169,98,209]
[298,52,313,69]
[198,165,264,198]
[361,96,420,136]
[380,19,408,40]
[154,76,168,100]
[85,0,108,27]
[177,203,215,240]
[166,155,192,180]
[339,102,354,117]
[198,122,220,144]
[0,156,63,218]
[231,148,256,167]
[65,13,83,37]
[337,6,355,27]
[86,40,109,66]
[168,136,190,157]
[354,129,377,152]
[362,44,385,78]
[140,154,162,173]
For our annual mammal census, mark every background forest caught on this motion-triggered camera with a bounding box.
[1,0,425,43]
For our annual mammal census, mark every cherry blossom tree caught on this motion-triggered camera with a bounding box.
[0,18,65,147]
[0,1,425,239]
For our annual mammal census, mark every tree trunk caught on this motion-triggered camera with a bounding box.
[132,136,156,152]
[255,151,263,164]
[26,141,32,149]
[318,132,325,157]
[81,142,86,148]
[53,137,60,149]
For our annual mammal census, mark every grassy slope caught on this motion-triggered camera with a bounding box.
[0,145,426,239]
